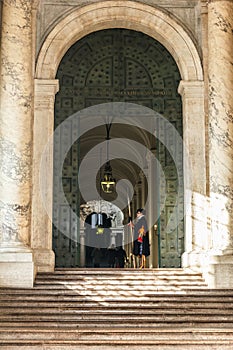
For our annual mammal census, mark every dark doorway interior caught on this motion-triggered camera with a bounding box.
[53,28,183,268]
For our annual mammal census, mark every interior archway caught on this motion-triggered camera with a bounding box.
[53,28,183,268]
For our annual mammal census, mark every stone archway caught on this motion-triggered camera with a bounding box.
[33,1,205,272]
[35,1,203,80]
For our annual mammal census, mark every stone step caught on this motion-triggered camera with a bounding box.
[1,290,233,298]
[36,270,205,278]
[53,268,201,273]
[1,344,233,350]
[1,314,233,323]
[48,275,204,280]
[1,301,232,309]
[1,339,233,346]
[1,269,232,349]
[33,283,207,289]
[35,276,206,283]
[1,328,233,341]
[20,288,209,296]
[1,320,233,328]
[1,310,233,318]
[0,302,232,312]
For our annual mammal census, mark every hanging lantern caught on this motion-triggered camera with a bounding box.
[101,161,116,193]
[100,121,116,194]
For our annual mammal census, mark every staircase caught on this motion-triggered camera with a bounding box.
[1,268,233,349]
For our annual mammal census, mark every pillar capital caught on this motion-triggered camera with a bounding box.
[34,79,59,108]
[178,80,204,98]
[35,79,59,94]
[200,0,208,14]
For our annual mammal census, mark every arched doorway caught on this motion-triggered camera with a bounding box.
[33,1,205,273]
[53,28,183,268]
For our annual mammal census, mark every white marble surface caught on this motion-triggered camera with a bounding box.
[0,0,34,287]
[0,0,33,247]
[208,0,233,253]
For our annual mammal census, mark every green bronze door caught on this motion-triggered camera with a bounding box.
[53,29,183,268]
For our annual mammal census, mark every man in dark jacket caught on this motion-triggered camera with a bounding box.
[116,246,127,268]
[131,208,150,268]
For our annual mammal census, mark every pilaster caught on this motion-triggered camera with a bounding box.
[31,79,59,272]
[178,80,208,270]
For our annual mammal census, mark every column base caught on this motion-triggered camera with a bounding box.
[182,250,233,288]
[204,252,233,289]
[0,243,35,288]
[182,250,207,271]
[33,248,55,272]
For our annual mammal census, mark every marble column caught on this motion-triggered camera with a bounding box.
[79,230,86,267]
[140,171,146,208]
[207,0,233,287]
[0,0,35,287]
[146,151,157,268]
[136,182,142,210]
[110,231,117,248]
[31,79,59,272]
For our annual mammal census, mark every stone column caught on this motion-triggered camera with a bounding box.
[207,0,233,288]
[79,230,86,267]
[146,151,157,268]
[0,0,34,287]
[110,230,117,248]
[132,196,136,221]
[140,171,146,208]
[136,182,142,210]
[31,79,59,272]
[178,81,207,269]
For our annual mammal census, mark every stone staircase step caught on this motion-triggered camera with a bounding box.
[1,268,233,349]
[54,267,200,273]
[1,306,233,315]
[34,278,206,284]
[1,301,232,309]
[1,314,233,323]
[1,321,233,328]
[1,290,233,298]
[1,339,233,346]
[1,344,233,350]
[1,328,233,341]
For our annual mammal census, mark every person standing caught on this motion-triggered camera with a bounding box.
[116,246,127,268]
[107,244,116,268]
[91,247,102,268]
[131,208,150,269]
